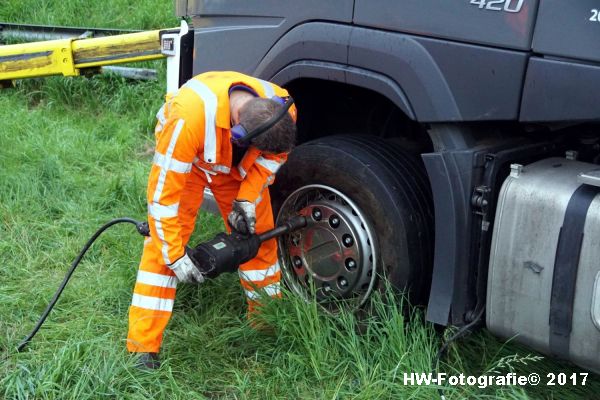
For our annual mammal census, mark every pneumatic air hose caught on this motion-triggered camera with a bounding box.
[17,218,149,352]
[432,307,486,400]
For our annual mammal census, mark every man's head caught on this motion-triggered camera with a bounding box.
[232,96,297,154]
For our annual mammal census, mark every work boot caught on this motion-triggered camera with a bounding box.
[248,314,276,335]
[135,352,160,369]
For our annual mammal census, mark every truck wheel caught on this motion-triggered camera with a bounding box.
[272,135,434,309]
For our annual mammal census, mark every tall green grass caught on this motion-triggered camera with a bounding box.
[0,0,178,29]
[1,1,599,399]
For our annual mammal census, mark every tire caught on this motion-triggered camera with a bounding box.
[272,135,434,307]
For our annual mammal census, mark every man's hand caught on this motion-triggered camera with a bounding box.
[227,200,256,234]
[167,253,205,284]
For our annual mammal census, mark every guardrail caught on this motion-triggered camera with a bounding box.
[0,22,158,81]
[0,22,139,41]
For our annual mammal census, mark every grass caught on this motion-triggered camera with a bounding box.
[1,1,599,399]
[0,0,178,29]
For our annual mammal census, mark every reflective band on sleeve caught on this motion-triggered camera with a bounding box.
[137,270,178,288]
[156,103,166,125]
[256,156,283,174]
[253,175,274,205]
[153,119,185,204]
[154,219,171,265]
[184,80,217,163]
[258,79,275,98]
[245,282,281,299]
[148,202,179,219]
[238,165,247,179]
[153,152,192,174]
[147,117,184,266]
[131,293,174,312]
[239,262,280,282]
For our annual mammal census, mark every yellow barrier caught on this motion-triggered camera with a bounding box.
[0,29,169,81]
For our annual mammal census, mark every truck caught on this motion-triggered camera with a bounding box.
[175,0,600,373]
[2,0,599,374]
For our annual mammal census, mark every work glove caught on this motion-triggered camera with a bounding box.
[167,252,205,284]
[227,200,256,234]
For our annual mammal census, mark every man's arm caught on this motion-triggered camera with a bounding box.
[238,152,287,204]
[229,151,287,234]
[146,116,201,265]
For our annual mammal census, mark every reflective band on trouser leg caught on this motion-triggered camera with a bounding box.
[127,239,178,353]
[240,258,282,314]
[239,262,282,311]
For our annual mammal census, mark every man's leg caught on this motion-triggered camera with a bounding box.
[127,240,177,353]
[127,168,207,353]
[238,188,281,314]
[210,176,281,314]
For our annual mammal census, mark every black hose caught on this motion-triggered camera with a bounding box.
[17,217,149,352]
[433,307,486,400]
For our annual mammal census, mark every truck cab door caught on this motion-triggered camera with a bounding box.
[353,0,540,50]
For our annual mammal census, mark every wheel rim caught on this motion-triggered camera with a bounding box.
[276,184,378,309]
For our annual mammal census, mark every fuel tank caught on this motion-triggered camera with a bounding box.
[487,157,600,373]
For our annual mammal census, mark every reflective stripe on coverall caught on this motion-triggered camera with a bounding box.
[127,71,295,353]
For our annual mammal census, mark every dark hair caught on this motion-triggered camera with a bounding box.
[239,98,296,153]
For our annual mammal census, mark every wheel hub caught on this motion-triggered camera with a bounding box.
[277,185,377,306]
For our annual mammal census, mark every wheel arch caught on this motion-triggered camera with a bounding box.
[269,60,416,121]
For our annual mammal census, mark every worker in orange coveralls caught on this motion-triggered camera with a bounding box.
[127,71,297,368]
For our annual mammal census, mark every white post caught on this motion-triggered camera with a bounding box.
[161,19,189,95]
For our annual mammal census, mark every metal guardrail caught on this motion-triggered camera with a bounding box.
[0,22,158,81]
[0,22,139,41]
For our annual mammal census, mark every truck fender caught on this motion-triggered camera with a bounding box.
[269,60,416,121]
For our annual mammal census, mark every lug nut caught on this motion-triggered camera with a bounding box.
[322,283,332,293]
[293,256,303,268]
[329,215,340,228]
[345,258,357,270]
[312,208,322,221]
[338,277,348,288]
[342,234,354,247]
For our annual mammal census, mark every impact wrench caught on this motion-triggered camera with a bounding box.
[17,215,307,352]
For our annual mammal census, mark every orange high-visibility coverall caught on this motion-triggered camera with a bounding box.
[127,71,296,353]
